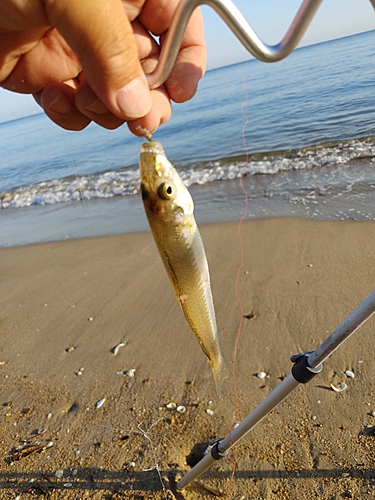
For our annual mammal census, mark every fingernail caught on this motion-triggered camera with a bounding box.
[48,92,71,114]
[84,98,108,115]
[116,77,151,118]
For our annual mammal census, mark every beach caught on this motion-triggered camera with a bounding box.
[1,216,375,499]
[1,29,375,500]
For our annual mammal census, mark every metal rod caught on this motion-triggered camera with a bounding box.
[307,290,375,369]
[177,290,375,490]
[177,374,300,489]
[146,0,324,89]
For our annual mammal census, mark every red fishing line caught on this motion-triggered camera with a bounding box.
[233,60,250,422]
[228,55,250,499]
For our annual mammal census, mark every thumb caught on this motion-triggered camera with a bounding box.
[43,0,152,119]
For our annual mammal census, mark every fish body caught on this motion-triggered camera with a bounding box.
[139,140,228,395]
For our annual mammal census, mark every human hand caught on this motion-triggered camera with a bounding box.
[0,0,206,135]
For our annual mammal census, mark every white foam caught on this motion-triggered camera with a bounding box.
[1,138,375,209]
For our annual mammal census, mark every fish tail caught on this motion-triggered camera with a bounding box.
[211,356,230,397]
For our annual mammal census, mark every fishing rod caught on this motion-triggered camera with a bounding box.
[177,290,375,489]
[145,0,375,89]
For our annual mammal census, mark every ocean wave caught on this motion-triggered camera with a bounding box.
[1,137,375,209]
[0,169,141,209]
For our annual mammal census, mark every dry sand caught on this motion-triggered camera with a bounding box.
[1,217,375,499]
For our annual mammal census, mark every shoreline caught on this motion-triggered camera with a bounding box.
[1,168,375,247]
[1,217,375,498]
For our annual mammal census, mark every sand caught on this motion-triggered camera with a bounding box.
[1,217,375,499]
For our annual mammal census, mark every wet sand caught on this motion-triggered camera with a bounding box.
[1,217,375,499]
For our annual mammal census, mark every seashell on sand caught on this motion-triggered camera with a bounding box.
[330,382,347,393]
[95,398,106,409]
[112,342,126,356]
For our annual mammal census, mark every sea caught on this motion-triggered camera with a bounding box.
[1,30,375,247]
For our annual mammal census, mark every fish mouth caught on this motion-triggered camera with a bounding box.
[140,140,165,156]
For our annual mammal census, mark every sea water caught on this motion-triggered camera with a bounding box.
[1,30,375,246]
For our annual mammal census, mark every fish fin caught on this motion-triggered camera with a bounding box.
[212,356,230,398]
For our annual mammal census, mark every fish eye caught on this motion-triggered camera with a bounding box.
[157,182,173,200]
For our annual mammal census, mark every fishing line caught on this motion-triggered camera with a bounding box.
[80,418,171,498]
[228,13,250,498]
[232,59,250,425]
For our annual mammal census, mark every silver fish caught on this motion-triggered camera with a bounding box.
[139,140,229,395]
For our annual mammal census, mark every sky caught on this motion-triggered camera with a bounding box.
[0,0,374,123]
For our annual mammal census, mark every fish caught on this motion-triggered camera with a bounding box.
[139,140,229,396]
